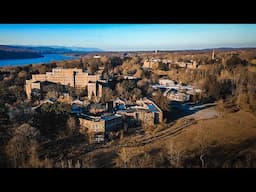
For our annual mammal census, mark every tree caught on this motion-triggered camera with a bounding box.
[137,79,148,89]
[130,56,142,65]
[196,125,210,168]
[151,73,160,84]
[66,116,78,136]
[100,56,110,65]
[37,65,47,74]
[17,71,27,79]
[14,123,40,139]
[137,79,151,97]
[158,62,168,71]
[166,141,183,168]
[101,87,114,103]
[122,80,136,92]
[131,88,142,101]
[113,66,121,75]
[134,68,144,78]
[116,82,126,98]
[5,123,40,167]
[6,135,31,167]
[153,91,171,112]
[226,55,242,69]
[114,148,130,168]
[110,56,122,67]
[9,85,26,100]
[46,90,58,99]
[88,64,98,74]
[32,103,71,140]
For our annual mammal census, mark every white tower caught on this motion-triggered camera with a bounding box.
[211,49,215,60]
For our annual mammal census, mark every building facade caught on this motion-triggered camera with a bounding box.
[116,98,163,126]
[25,68,102,99]
[143,59,161,69]
[159,79,176,87]
[79,114,123,143]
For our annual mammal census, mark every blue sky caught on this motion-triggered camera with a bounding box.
[0,24,256,51]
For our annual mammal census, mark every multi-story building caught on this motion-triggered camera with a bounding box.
[159,79,176,87]
[116,98,163,126]
[175,60,198,69]
[143,58,161,69]
[87,80,107,100]
[164,89,190,102]
[25,67,103,99]
[79,113,123,143]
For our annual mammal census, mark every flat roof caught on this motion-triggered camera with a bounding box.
[33,81,41,83]
[102,114,122,121]
[79,114,102,121]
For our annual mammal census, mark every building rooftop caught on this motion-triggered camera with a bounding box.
[79,113,102,121]
[79,112,122,122]
[116,104,126,111]
[101,114,122,121]
[147,104,158,113]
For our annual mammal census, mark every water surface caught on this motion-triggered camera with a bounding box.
[0,54,76,67]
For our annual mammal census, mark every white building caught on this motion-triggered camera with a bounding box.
[163,88,190,102]
[93,55,101,59]
[159,79,176,87]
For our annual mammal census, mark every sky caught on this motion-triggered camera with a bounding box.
[0,24,256,51]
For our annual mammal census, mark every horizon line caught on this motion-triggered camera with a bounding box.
[1,44,256,52]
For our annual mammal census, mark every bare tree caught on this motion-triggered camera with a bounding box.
[115,148,131,168]
[5,123,41,168]
[166,141,182,168]
[66,116,78,136]
[196,125,209,168]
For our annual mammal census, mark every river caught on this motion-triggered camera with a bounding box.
[0,54,77,67]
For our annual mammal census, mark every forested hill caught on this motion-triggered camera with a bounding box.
[0,45,103,59]
[0,45,43,60]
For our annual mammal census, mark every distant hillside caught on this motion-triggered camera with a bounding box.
[0,45,103,60]
[11,45,103,54]
[0,45,43,60]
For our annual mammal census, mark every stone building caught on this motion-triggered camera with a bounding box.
[143,58,161,69]
[116,98,163,126]
[87,80,108,100]
[175,60,198,69]
[79,113,123,143]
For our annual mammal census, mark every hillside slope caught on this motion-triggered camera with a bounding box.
[0,45,43,60]
[37,107,256,168]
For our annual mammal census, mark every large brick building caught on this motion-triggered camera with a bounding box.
[25,68,103,99]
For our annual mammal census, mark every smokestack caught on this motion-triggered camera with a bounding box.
[211,49,215,60]
[73,71,77,88]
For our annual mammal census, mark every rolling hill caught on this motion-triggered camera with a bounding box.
[0,45,103,60]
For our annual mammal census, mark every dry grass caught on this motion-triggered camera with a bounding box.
[168,110,256,153]
[117,109,256,167]
[248,66,256,73]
